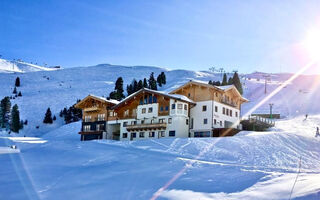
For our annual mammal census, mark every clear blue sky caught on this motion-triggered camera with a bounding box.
[1,0,320,73]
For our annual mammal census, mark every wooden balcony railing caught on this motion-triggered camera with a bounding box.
[126,123,167,131]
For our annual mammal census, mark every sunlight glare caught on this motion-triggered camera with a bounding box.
[304,28,320,61]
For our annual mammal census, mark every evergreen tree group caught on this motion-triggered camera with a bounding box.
[125,72,167,96]
[208,72,243,94]
[0,97,24,133]
[59,100,82,124]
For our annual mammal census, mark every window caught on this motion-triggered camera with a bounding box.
[124,110,129,116]
[96,124,104,131]
[139,98,143,105]
[215,106,218,112]
[178,104,183,109]
[160,106,164,111]
[139,132,145,138]
[153,96,157,103]
[223,107,226,115]
[226,109,229,116]
[188,93,191,97]
[168,118,172,124]
[165,106,169,111]
[159,131,165,137]
[144,96,148,104]
[186,119,189,125]
[230,110,233,117]
[141,120,145,124]
[151,119,154,124]
[142,108,146,114]
[98,114,105,121]
[84,115,91,122]
[84,125,91,131]
[149,132,155,137]
[236,112,238,117]
[159,118,165,123]
[109,111,113,117]
[220,121,222,126]
[123,133,128,138]
[123,121,128,127]
[169,131,175,137]
[202,105,207,111]
[184,104,188,110]
[215,93,218,97]
[190,118,194,129]
[171,104,176,109]
[132,132,136,138]
[204,118,208,124]
[148,95,152,104]
[214,119,217,125]
[131,121,136,125]
[148,107,153,113]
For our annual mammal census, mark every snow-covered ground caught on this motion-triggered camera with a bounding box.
[1,116,320,200]
[0,58,59,73]
[0,63,320,199]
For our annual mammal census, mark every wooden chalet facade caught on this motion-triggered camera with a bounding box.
[75,80,248,141]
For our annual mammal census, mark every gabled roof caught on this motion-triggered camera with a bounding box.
[112,88,195,110]
[75,94,119,109]
[169,80,249,102]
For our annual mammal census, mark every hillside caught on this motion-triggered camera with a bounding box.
[0,58,59,73]
[1,63,320,136]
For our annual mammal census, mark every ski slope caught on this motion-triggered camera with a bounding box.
[1,115,320,200]
[0,58,59,73]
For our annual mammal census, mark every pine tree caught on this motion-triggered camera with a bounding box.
[208,80,213,85]
[43,108,53,124]
[18,91,22,97]
[0,97,11,128]
[157,74,162,87]
[10,104,20,133]
[133,79,138,93]
[137,80,143,90]
[126,84,133,96]
[148,72,157,90]
[53,115,56,121]
[222,73,228,86]
[228,77,233,85]
[15,77,20,87]
[160,72,166,85]
[109,77,125,100]
[13,87,17,94]
[232,72,243,94]
[0,107,4,128]
[24,120,28,125]
[143,78,148,88]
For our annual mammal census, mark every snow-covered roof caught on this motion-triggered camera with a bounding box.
[113,88,195,109]
[88,94,120,105]
[215,85,234,90]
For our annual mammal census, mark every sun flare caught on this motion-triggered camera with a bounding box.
[304,28,320,60]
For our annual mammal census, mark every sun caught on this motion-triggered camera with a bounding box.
[303,28,320,61]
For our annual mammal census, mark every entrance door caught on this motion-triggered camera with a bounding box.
[130,132,133,141]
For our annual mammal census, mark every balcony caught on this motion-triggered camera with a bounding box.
[126,123,167,131]
[220,98,237,108]
[78,130,103,135]
[84,106,100,112]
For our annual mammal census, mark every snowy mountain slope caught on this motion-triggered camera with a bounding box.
[242,73,320,117]
[0,58,59,73]
[1,115,320,200]
[1,62,320,136]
